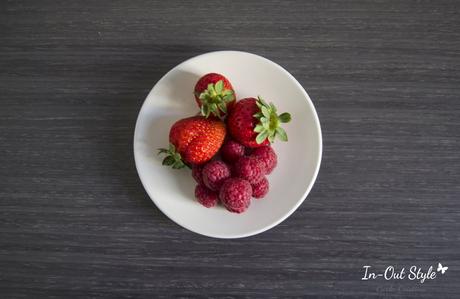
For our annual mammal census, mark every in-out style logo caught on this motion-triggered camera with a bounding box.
[361,263,448,283]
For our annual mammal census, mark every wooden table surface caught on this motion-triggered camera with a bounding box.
[1,0,459,297]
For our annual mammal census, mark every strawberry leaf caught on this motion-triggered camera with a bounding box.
[214,80,224,93]
[276,127,288,141]
[158,148,169,154]
[261,106,270,118]
[279,112,291,123]
[172,160,185,169]
[256,131,269,144]
[207,83,214,94]
[253,96,292,144]
[223,94,234,101]
[254,124,264,133]
[218,102,227,113]
[158,143,186,169]
[203,104,210,118]
[197,80,234,118]
[262,120,270,129]
[257,96,269,107]
[162,156,175,166]
[200,105,206,116]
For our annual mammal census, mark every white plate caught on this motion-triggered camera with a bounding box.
[134,51,322,238]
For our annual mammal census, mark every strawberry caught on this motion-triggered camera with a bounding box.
[227,96,291,148]
[158,116,226,167]
[194,73,235,118]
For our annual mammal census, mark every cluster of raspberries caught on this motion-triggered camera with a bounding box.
[192,139,277,213]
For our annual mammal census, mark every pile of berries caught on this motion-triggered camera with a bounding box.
[193,140,277,213]
[159,72,290,214]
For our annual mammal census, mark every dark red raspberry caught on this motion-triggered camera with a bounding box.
[221,139,245,163]
[195,184,218,208]
[192,165,204,185]
[219,178,252,213]
[251,146,277,174]
[233,156,264,184]
[252,177,269,199]
[245,147,254,156]
[202,160,231,191]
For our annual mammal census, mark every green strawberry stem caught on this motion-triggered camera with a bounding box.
[253,96,291,144]
[157,143,189,169]
[196,80,234,118]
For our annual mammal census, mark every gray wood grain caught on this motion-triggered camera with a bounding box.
[1,0,459,297]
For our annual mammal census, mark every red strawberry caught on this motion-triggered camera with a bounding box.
[194,73,236,118]
[158,116,226,167]
[227,96,291,148]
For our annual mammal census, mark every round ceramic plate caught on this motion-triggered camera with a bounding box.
[134,51,322,238]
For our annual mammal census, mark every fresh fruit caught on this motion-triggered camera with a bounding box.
[227,96,291,148]
[160,74,291,213]
[252,177,269,199]
[220,139,245,163]
[233,156,265,184]
[244,147,254,156]
[194,73,235,118]
[192,165,204,185]
[251,146,277,174]
[195,184,219,208]
[158,116,226,167]
[202,160,231,191]
[219,178,252,213]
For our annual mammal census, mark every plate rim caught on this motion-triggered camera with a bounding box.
[133,50,323,239]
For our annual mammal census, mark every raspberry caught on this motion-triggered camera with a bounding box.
[195,184,218,208]
[233,156,264,184]
[191,165,204,185]
[219,178,252,213]
[221,139,245,163]
[202,160,231,191]
[252,177,269,199]
[245,147,254,156]
[251,146,277,174]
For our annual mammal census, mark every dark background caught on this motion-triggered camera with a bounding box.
[1,0,459,297]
